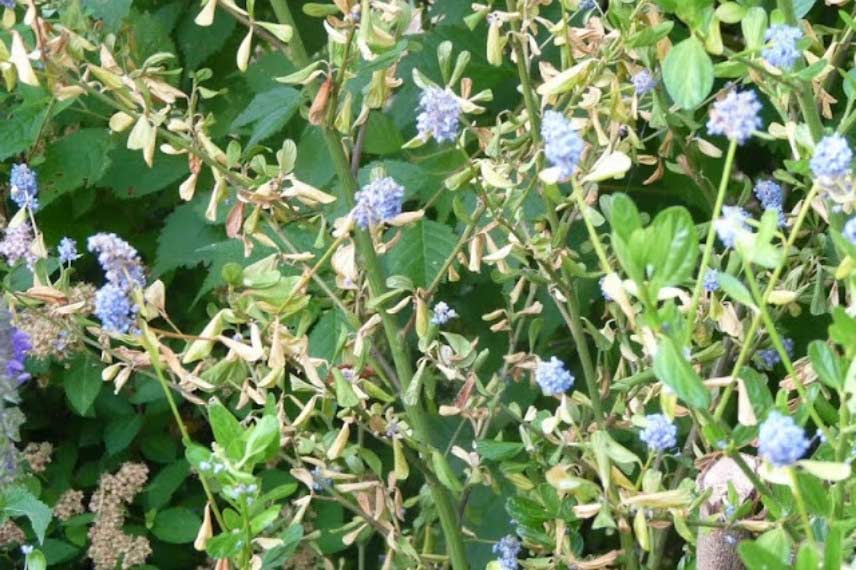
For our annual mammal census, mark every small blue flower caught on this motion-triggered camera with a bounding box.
[311,466,333,491]
[94,283,139,335]
[810,134,852,182]
[753,179,783,209]
[7,328,30,385]
[87,233,146,290]
[714,205,751,248]
[541,110,584,180]
[640,413,677,451]
[763,24,803,70]
[0,0,14,8]
[578,0,596,10]
[706,90,763,145]
[843,217,856,245]
[431,301,458,325]
[632,70,657,96]
[758,410,809,467]
[703,269,720,292]
[417,87,461,143]
[353,177,405,229]
[492,535,521,570]
[57,237,79,264]
[535,356,574,396]
[757,349,780,370]
[9,164,38,211]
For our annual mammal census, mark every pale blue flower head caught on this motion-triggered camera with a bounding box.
[706,90,763,145]
[640,413,677,451]
[9,164,38,211]
[632,70,657,96]
[714,206,751,248]
[541,110,584,180]
[753,179,783,209]
[810,134,852,182]
[703,269,720,292]
[417,87,461,143]
[58,237,79,264]
[87,233,146,290]
[353,177,405,229]
[535,356,574,396]
[492,535,521,570]
[758,410,809,467]
[94,283,139,335]
[763,24,803,70]
[431,301,458,325]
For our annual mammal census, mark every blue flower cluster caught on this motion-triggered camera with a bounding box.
[353,177,405,229]
[541,110,584,180]
[762,24,803,70]
[88,233,146,334]
[706,90,763,145]
[431,301,458,325]
[0,221,35,268]
[639,413,677,451]
[0,306,30,485]
[758,410,809,467]
[632,70,657,96]
[0,0,14,9]
[810,134,852,182]
[757,337,794,370]
[492,535,521,570]
[753,179,786,227]
[703,269,720,292]
[417,87,461,143]
[535,356,575,396]
[9,164,39,211]
[714,205,751,248]
[58,237,79,264]
[844,217,856,245]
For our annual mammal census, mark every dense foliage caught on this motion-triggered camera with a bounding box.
[2,0,856,569]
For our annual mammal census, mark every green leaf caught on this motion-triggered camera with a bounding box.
[738,540,789,570]
[145,460,190,511]
[2,486,51,543]
[152,507,202,544]
[39,129,115,208]
[647,206,698,290]
[241,415,279,467]
[208,399,244,452]
[261,525,304,568]
[795,543,819,570]
[385,220,457,287]
[82,0,132,31]
[627,21,674,48]
[64,352,103,416]
[104,414,143,454]
[662,37,714,109]
[717,273,755,308]
[25,550,46,570]
[334,370,360,408]
[431,450,463,494]
[794,0,816,18]
[476,440,524,461]
[231,87,301,147]
[363,112,404,155]
[653,337,710,409]
[0,100,49,161]
[99,146,187,199]
[830,307,856,357]
[808,341,842,389]
[176,6,237,69]
[741,7,768,51]
[207,531,244,559]
[506,496,551,527]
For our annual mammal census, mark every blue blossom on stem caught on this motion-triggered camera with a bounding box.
[9,164,38,211]
[753,180,783,210]
[0,0,14,8]
[541,110,584,180]
[94,283,139,335]
[632,70,656,96]
[758,337,794,369]
[492,535,521,570]
[431,301,458,325]
[417,87,461,143]
[535,356,574,396]
[703,269,720,292]
[843,217,856,245]
[762,24,803,70]
[714,206,751,248]
[640,413,677,451]
[57,237,79,264]
[706,90,763,145]
[0,306,29,485]
[0,221,35,268]
[87,233,146,290]
[353,177,405,229]
[810,134,852,182]
[578,0,596,10]
[758,410,809,467]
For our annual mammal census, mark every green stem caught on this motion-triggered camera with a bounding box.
[741,260,831,440]
[789,467,817,544]
[687,140,737,327]
[570,179,613,274]
[776,0,823,142]
[558,286,605,425]
[713,183,820,420]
